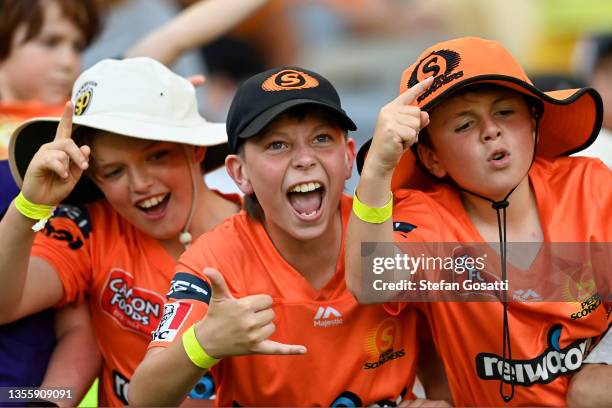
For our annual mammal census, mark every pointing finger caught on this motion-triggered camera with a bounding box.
[54,102,74,141]
[394,76,434,106]
[252,340,307,355]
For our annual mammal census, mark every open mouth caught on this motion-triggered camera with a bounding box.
[135,193,170,217]
[287,182,325,220]
[488,149,511,167]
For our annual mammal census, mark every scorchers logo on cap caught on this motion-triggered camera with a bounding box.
[262,69,319,91]
[73,80,96,116]
[407,49,463,103]
[100,268,165,337]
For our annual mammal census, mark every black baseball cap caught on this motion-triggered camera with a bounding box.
[226,66,357,153]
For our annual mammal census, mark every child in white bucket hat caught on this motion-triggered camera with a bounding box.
[0,57,265,406]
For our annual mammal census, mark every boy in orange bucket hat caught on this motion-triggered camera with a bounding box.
[346,37,611,406]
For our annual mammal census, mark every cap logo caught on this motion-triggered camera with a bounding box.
[407,49,463,103]
[262,69,319,91]
[73,81,97,116]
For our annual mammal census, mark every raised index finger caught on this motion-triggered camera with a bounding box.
[54,101,74,141]
[394,76,434,106]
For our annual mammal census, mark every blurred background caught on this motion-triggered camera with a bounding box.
[84,0,612,190]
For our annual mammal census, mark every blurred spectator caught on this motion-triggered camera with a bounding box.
[573,34,612,167]
[0,1,101,405]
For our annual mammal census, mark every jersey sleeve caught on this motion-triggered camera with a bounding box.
[383,191,440,316]
[30,205,94,306]
[149,224,240,349]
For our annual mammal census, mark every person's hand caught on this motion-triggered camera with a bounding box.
[399,398,453,407]
[195,268,307,359]
[21,102,90,206]
[364,76,433,177]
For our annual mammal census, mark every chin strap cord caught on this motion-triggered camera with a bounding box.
[179,146,199,249]
[455,115,540,403]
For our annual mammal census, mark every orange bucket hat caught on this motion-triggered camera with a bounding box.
[357,36,603,191]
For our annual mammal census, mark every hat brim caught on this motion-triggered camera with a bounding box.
[238,98,357,144]
[357,79,603,191]
[9,115,229,205]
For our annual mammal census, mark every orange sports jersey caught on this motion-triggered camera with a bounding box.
[387,157,612,406]
[150,195,419,406]
[31,193,241,407]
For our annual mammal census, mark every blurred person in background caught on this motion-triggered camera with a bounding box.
[0,1,102,406]
[573,33,612,167]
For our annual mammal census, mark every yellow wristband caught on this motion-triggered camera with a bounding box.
[14,192,55,232]
[182,325,220,369]
[352,191,393,224]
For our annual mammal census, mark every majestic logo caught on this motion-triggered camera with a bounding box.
[100,268,164,337]
[407,49,463,103]
[363,317,405,370]
[262,69,319,91]
[73,81,97,116]
[313,306,343,327]
[151,301,192,342]
[512,289,543,302]
[476,325,591,386]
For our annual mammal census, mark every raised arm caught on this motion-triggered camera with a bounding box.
[129,268,306,406]
[345,77,432,300]
[0,103,89,322]
[125,0,269,66]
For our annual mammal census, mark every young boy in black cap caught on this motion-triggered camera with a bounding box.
[129,67,436,406]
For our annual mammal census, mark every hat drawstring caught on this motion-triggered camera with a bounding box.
[178,146,199,249]
[456,116,540,403]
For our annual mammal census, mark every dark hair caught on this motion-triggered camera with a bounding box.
[0,0,101,61]
[240,104,348,222]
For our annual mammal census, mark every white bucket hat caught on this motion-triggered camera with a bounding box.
[9,57,228,204]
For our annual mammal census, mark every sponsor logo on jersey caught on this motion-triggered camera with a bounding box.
[189,372,216,400]
[363,317,405,369]
[100,268,164,337]
[261,69,319,91]
[151,301,192,342]
[313,306,343,327]
[570,293,602,320]
[330,391,362,407]
[113,370,129,405]
[43,205,92,250]
[167,272,211,303]
[407,49,463,103]
[393,221,417,236]
[476,325,592,386]
[512,288,542,302]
